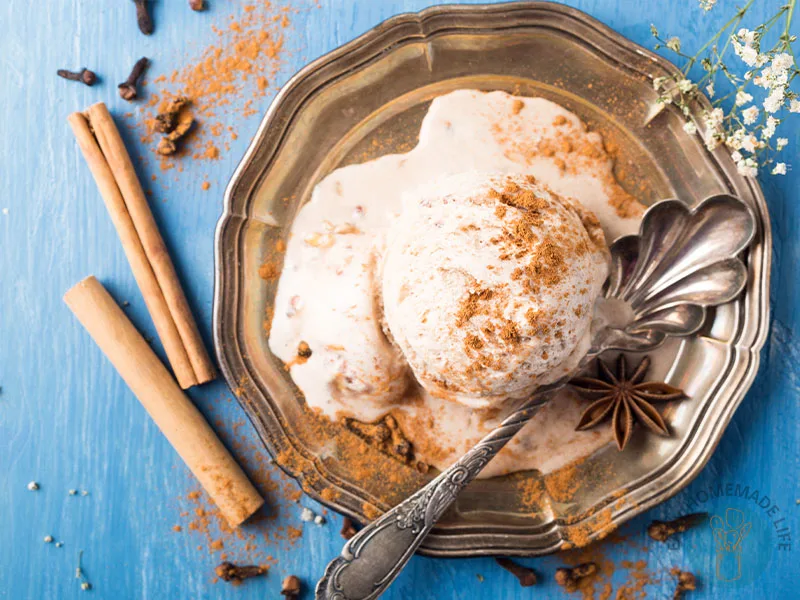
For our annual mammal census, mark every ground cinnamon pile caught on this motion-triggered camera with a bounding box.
[130,2,294,172]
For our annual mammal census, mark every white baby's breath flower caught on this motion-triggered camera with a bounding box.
[652,76,668,91]
[706,82,715,97]
[762,116,778,139]
[736,44,759,67]
[741,135,759,153]
[789,99,800,113]
[737,28,757,46]
[677,78,694,93]
[731,150,743,163]
[744,70,754,81]
[777,137,789,150]
[757,65,789,89]
[772,52,794,71]
[666,37,681,52]
[763,88,785,113]
[704,107,724,128]
[772,162,787,175]
[699,0,716,11]
[737,157,758,177]
[683,121,697,135]
[735,90,753,106]
[742,106,759,124]
[726,128,746,150]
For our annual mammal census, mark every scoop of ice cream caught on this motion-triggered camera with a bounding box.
[380,172,609,408]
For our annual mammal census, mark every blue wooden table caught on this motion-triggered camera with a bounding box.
[1,1,797,598]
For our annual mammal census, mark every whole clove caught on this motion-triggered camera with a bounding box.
[57,68,97,86]
[215,561,267,584]
[118,57,149,101]
[343,417,391,445]
[384,414,412,461]
[495,557,537,587]
[648,513,708,542]
[342,414,416,464]
[340,516,358,540]
[133,0,153,35]
[281,575,302,598]
[155,97,190,134]
[189,0,206,10]
[297,341,312,359]
[555,562,597,593]
[156,102,194,156]
[671,569,697,599]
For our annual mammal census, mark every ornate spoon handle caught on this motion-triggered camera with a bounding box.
[315,394,553,600]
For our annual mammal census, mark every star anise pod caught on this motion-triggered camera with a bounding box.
[570,355,685,451]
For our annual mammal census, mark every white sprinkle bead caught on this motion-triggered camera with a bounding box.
[44,536,54,543]
[27,481,40,491]
[314,515,326,525]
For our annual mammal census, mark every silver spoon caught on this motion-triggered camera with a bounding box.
[316,194,756,600]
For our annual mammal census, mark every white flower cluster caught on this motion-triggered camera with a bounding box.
[699,0,717,11]
[653,12,798,179]
[723,29,796,176]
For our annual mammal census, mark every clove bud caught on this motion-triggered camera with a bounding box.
[155,98,194,156]
[343,417,391,445]
[385,414,412,461]
[555,562,597,593]
[495,557,537,587]
[155,97,190,134]
[281,575,301,598]
[57,68,97,86]
[133,0,153,35]
[672,569,697,599]
[648,513,708,542]
[118,57,149,101]
[340,516,358,540]
[215,561,267,584]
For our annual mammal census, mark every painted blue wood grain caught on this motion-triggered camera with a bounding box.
[1,1,798,598]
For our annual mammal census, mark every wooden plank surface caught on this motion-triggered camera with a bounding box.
[0,0,797,598]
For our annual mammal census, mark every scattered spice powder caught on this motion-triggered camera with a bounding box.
[172,397,308,568]
[258,261,279,280]
[131,2,294,169]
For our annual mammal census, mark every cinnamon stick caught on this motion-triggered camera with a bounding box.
[64,276,263,527]
[68,102,215,388]
[68,112,196,388]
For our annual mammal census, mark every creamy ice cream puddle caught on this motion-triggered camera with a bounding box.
[269,90,649,478]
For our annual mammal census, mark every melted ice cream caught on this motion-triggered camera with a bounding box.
[269,90,645,477]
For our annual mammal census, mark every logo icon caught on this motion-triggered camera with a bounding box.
[710,508,752,581]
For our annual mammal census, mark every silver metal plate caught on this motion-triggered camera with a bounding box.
[213,2,771,556]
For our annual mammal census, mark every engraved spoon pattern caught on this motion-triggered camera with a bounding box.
[316,194,756,600]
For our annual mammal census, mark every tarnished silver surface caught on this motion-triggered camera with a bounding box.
[213,2,771,556]
[315,195,757,600]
